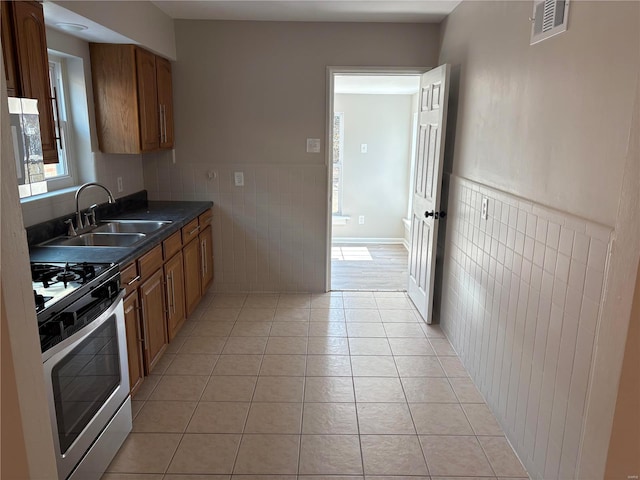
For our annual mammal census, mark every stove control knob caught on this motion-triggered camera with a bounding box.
[60,312,77,328]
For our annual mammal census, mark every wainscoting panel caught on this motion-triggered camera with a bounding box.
[439,175,611,480]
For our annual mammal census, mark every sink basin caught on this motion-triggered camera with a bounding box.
[41,233,146,247]
[93,220,172,234]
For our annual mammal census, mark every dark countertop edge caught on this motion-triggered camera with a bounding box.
[28,200,213,268]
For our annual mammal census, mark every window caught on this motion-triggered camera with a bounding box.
[332,112,344,214]
[45,54,74,188]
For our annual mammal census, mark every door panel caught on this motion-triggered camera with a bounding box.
[135,47,159,152]
[407,64,450,323]
[140,269,167,373]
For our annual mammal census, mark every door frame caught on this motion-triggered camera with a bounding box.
[324,66,432,292]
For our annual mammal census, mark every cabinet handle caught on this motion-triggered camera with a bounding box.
[140,298,149,351]
[163,104,168,144]
[170,272,176,315]
[201,239,206,278]
[166,273,174,313]
[127,275,141,286]
[189,225,200,236]
[159,104,165,143]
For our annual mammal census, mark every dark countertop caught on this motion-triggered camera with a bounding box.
[28,200,213,267]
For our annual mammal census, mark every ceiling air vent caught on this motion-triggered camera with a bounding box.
[530,0,570,45]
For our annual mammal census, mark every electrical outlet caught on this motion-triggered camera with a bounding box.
[360,143,368,154]
[358,215,365,225]
[234,171,244,187]
[117,177,123,193]
[481,197,488,220]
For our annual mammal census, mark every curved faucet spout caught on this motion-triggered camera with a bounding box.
[74,182,116,230]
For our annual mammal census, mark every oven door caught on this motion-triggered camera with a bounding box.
[43,290,129,480]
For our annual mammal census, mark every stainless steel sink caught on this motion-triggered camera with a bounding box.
[41,233,146,247]
[93,220,172,234]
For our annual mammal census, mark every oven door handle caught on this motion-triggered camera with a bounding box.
[42,289,126,363]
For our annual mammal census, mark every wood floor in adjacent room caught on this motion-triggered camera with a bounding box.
[331,243,409,291]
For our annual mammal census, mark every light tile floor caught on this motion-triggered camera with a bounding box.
[104,291,529,480]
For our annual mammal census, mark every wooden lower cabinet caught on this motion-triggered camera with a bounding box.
[123,291,144,395]
[200,225,214,293]
[183,237,201,317]
[139,268,168,374]
[165,251,186,340]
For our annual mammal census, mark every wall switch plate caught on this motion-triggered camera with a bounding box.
[360,143,368,154]
[481,197,488,220]
[358,215,365,225]
[117,177,123,193]
[234,171,244,187]
[306,138,321,153]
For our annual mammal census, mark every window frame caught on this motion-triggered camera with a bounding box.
[332,111,345,215]
[44,53,76,191]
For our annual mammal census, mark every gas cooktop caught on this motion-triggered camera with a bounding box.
[31,262,117,319]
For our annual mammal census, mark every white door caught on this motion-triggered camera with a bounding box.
[407,64,450,323]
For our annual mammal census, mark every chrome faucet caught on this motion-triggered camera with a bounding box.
[73,182,116,233]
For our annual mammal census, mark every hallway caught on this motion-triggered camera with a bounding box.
[105,291,529,478]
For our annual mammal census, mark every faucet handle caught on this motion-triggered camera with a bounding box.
[84,204,98,227]
[64,219,77,236]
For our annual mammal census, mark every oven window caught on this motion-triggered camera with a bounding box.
[51,315,120,454]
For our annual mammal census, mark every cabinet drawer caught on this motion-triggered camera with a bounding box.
[163,230,182,260]
[198,209,213,229]
[121,262,140,296]
[137,245,163,281]
[181,218,200,244]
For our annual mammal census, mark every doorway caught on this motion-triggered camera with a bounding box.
[327,70,422,291]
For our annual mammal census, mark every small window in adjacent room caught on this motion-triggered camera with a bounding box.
[332,111,345,215]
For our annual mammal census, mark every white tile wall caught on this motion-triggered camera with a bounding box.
[144,153,327,292]
[439,175,611,480]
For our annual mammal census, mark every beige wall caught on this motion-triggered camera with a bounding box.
[438,2,640,479]
[333,93,414,240]
[438,1,638,227]
[605,259,640,479]
[1,294,29,480]
[145,20,440,291]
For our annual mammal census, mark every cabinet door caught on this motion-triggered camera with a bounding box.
[183,238,202,317]
[200,225,214,294]
[11,0,58,164]
[139,269,168,373]
[124,291,144,395]
[165,251,186,340]
[1,1,18,97]
[135,47,159,152]
[156,56,174,149]
[89,43,140,154]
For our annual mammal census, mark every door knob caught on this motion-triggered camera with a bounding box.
[425,210,447,220]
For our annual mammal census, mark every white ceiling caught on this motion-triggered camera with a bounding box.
[335,75,421,95]
[151,1,461,23]
[43,2,135,44]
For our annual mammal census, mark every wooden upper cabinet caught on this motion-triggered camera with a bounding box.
[156,56,174,149]
[1,2,18,97]
[89,43,174,154]
[135,47,159,152]
[4,0,58,164]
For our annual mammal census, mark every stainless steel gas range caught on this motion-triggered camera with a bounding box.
[33,261,132,480]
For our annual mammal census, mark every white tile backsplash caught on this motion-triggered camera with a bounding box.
[144,154,327,292]
[439,175,611,480]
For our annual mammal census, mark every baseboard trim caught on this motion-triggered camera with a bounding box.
[333,237,404,245]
